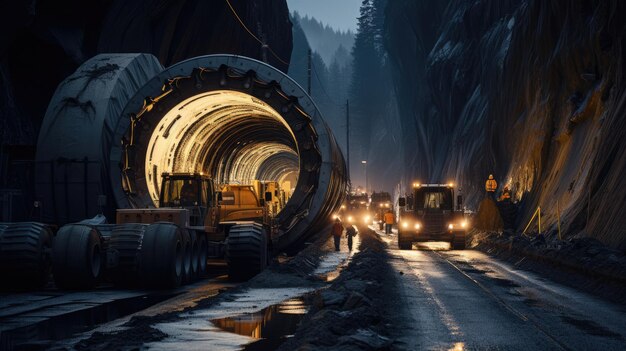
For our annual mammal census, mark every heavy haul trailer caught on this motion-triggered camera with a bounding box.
[397,184,467,250]
[1,174,274,290]
[0,53,348,291]
[110,172,273,287]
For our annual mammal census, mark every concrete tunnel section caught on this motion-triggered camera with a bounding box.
[36,54,347,253]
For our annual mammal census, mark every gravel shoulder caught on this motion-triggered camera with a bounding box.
[470,229,626,305]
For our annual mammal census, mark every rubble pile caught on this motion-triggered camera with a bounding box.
[279,227,395,351]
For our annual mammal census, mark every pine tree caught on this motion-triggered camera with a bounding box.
[349,0,385,165]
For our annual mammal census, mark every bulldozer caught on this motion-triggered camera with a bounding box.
[397,183,468,250]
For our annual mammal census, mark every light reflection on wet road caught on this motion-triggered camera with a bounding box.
[379,231,626,350]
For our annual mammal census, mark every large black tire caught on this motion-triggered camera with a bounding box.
[139,223,184,288]
[188,230,200,281]
[108,223,146,286]
[196,233,208,277]
[0,222,53,290]
[452,232,466,250]
[226,223,268,281]
[52,224,103,289]
[398,232,412,250]
[180,229,192,284]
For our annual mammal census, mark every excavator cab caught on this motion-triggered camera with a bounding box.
[160,173,215,226]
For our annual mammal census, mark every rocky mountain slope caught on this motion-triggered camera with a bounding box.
[385,0,626,250]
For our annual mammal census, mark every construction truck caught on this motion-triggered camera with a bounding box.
[397,183,467,250]
[370,191,392,230]
[344,192,371,224]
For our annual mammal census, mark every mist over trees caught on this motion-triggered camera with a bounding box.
[289,13,353,174]
[293,12,355,67]
[289,1,401,193]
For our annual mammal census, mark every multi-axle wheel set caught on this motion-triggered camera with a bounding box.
[0,221,269,290]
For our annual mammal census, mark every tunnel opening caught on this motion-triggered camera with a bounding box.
[119,65,321,219]
[137,90,300,207]
[111,57,345,249]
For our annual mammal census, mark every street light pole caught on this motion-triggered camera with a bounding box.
[346,100,350,183]
[361,160,367,194]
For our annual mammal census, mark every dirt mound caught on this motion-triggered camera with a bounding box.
[474,198,504,231]
[278,226,395,350]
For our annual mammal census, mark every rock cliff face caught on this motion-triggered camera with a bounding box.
[0,0,292,146]
[386,0,626,250]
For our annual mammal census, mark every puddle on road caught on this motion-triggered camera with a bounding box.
[148,287,314,350]
[461,267,489,275]
[560,315,623,339]
[522,297,543,308]
[211,298,308,350]
[2,292,178,350]
[415,242,451,251]
[487,277,521,288]
[313,236,360,282]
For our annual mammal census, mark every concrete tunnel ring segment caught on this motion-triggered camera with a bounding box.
[109,55,347,251]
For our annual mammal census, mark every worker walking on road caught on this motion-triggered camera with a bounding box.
[485,174,498,201]
[346,225,357,251]
[331,218,344,251]
[384,209,394,234]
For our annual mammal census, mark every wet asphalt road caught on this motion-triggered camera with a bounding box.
[381,233,626,350]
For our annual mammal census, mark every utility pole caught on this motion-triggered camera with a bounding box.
[362,160,368,194]
[307,49,312,95]
[346,100,350,185]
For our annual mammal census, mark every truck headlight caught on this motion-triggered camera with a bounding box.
[414,223,421,230]
[448,223,454,230]
[461,221,467,228]
[402,222,409,228]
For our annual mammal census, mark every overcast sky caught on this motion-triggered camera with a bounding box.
[286,0,362,32]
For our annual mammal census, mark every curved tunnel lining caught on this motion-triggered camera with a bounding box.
[145,90,300,203]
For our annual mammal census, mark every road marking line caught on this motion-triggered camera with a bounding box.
[432,251,571,351]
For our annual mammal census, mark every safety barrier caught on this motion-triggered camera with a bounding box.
[522,206,541,235]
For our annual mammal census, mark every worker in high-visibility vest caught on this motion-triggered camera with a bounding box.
[500,186,511,202]
[485,174,497,200]
[384,210,395,234]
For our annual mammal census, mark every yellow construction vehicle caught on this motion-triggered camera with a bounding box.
[112,173,274,284]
